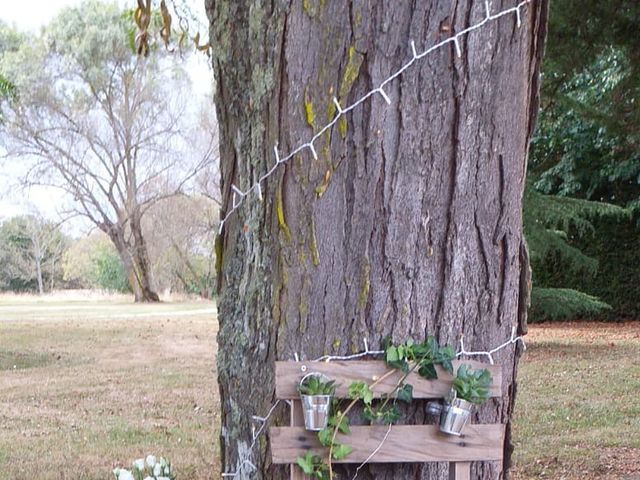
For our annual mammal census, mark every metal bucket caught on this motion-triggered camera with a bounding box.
[438,398,474,436]
[300,394,332,431]
[426,391,474,436]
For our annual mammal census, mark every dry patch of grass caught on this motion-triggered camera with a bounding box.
[512,322,640,479]
[0,296,218,480]
[3,294,639,480]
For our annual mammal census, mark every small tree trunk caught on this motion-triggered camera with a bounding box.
[35,257,44,295]
[50,257,55,291]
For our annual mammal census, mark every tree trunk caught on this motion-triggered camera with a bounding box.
[108,228,160,302]
[35,257,44,295]
[50,257,55,292]
[129,214,160,302]
[208,1,547,479]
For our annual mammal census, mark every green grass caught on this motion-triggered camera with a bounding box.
[0,350,60,370]
[512,322,640,479]
[2,294,638,479]
[0,294,218,480]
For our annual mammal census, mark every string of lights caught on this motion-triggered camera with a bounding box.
[457,326,526,365]
[218,0,532,235]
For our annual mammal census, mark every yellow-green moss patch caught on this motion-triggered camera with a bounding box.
[275,185,292,242]
[303,88,315,129]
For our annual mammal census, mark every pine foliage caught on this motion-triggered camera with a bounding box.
[524,186,628,321]
[524,186,627,273]
[530,288,612,322]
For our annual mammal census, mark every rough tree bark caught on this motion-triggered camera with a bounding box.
[208,0,547,478]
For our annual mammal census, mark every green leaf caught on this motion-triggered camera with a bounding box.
[397,383,413,403]
[295,453,328,479]
[347,381,364,399]
[386,346,399,363]
[452,364,492,404]
[418,362,437,380]
[439,358,454,375]
[328,414,350,434]
[347,381,374,405]
[299,376,336,396]
[362,386,374,405]
[387,358,409,374]
[380,404,401,424]
[295,452,316,474]
[317,427,332,447]
[331,443,352,460]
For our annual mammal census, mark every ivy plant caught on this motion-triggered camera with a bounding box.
[295,452,329,480]
[294,336,458,479]
[452,364,492,405]
[383,336,455,378]
[298,376,337,396]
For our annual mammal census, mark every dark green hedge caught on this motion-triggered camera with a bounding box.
[532,213,640,320]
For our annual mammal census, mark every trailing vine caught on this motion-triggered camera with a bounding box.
[294,336,460,479]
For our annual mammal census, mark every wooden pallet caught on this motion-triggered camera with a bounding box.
[270,360,504,480]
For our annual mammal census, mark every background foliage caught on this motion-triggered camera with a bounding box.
[526,0,640,321]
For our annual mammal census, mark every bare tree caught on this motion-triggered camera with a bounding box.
[0,214,66,294]
[0,1,217,301]
[24,215,68,294]
[144,193,218,298]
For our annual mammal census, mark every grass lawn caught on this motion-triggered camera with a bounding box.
[0,293,218,480]
[1,293,639,479]
[512,321,640,479]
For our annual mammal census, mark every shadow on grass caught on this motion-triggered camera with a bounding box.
[0,350,61,370]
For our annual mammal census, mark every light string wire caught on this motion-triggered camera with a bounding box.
[457,326,526,365]
[218,0,531,235]
[221,0,533,475]
[223,329,526,478]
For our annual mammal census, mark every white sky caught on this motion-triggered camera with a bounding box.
[0,0,214,233]
[3,0,88,30]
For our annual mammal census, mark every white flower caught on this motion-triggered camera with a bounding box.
[157,477,171,480]
[133,458,145,471]
[143,477,154,480]
[145,455,157,468]
[112,468,120,479]
[118,469,135,480]
[153,463,162,476]
[159,457,168,468]
[163,464,171,475]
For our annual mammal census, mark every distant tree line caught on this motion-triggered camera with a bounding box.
[0,194,217,298]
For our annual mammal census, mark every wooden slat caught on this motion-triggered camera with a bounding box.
[275,360,502,399]
[449,461,471,480]
[270,424,505,464]
[289,400,307,480]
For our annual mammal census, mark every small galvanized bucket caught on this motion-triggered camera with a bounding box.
[299,373,333,431]
[426,390,474,436]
